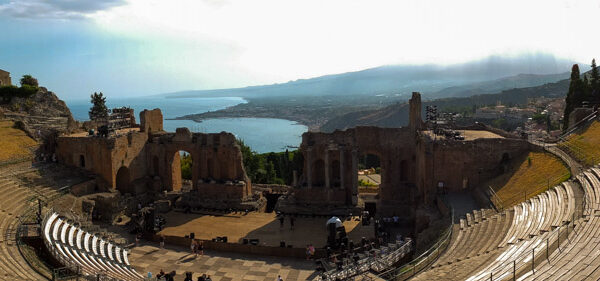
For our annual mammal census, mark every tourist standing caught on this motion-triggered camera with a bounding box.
[160,235,165,249]
[276,275,283,281]
[205,275,212,281]
[191,239,197,257]
[199,241,204,256]
[305,245,311,260]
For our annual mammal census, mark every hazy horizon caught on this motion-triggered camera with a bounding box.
[0,0,598,99]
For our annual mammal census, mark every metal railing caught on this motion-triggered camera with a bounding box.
[376,209,454,280]
[467,209,583,281]
[489,172,571,211]
[488,186,503,212]
[558,141,599,167]
[559,110,598,140]
[318,239,413,280]
[15,185,69,280]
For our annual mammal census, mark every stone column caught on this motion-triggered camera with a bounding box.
[192,152,199,190]
[339,148,345,190]
[292,170,298,187]
[325,150,330,189]
[306,147,312,189]
[351,148,358,205]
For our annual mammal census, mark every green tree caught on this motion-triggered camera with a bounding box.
[236,138,302,185]
[583,75,592,102]
[180,153,192,180]
[591,59,600,102]
[89,92,109,121]
[563,64,585,130]
[19,75,38,87]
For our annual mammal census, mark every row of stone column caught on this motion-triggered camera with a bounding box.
[305,147,358,192]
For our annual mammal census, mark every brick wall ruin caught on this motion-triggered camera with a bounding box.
[56,109,251,202]
[294,92,532,217]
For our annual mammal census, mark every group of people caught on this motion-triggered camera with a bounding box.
[183,271,212,281]
[149,270,213,281]
[305,244,316,260]
[191,239,204,257]
[381,215,400,225]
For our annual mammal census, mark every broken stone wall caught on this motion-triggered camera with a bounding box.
[424,137,531,194]
[140,109,163,133]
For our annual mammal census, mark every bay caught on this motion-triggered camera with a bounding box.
[66,96,307,153]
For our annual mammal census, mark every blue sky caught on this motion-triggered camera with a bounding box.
[0,0,598,100]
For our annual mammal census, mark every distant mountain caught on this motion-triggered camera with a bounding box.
[165,53,579,100]
[320,78,570,132]
[426,72,570,99]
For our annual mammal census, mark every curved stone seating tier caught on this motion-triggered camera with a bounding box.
[516,169,600,280]
[463,179,579,281]
[432,209,513,267]
[42,211,142,281]
[0,163,92,279]
[0,175,52,280]
[415,172,579,281]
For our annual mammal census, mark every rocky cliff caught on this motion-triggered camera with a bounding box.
[1,87,78,138]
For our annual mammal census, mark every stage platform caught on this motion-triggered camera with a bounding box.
[157,211,374,248]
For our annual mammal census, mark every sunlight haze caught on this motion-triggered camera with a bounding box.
[0,0,597,99]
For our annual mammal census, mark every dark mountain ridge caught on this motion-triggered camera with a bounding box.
[320,78,570,132]
[165,54,579,100]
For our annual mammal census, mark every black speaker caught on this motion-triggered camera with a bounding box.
[189,232,195,239]
[222,236,227,243]
[280,241,286,247]
[243,238,249,244]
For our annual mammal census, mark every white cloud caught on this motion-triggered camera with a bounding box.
[90,0,600,86]
[0,0,126,19]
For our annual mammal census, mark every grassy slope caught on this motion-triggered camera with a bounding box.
[559,121,600,166]
[0,120,37,163]
[489,152,570,208]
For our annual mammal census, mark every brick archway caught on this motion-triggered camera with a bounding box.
[116,166,132,194]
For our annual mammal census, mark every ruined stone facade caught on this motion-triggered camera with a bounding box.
[56,94,532,217]
[56,109,251,202]
[296,92,531,216]
[0,69,10,86]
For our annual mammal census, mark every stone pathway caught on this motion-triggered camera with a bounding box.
[529,140,583,176]
[130,243,317,281]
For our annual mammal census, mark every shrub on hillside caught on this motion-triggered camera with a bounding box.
[0,85,39,104]
[20,75,39,87]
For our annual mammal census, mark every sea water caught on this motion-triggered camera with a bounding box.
[66,96,307,153]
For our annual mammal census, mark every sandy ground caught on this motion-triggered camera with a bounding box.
[422,130,504,141]
[158,211,374,248]
[358,174,381,185]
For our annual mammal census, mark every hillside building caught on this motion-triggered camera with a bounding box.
[0,69,11,86]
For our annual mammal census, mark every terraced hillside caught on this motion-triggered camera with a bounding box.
[559,120,600,166]
[0,120,37,164]
[489,152,570,208]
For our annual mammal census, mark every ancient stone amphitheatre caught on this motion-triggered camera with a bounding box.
[1,86,600,281]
